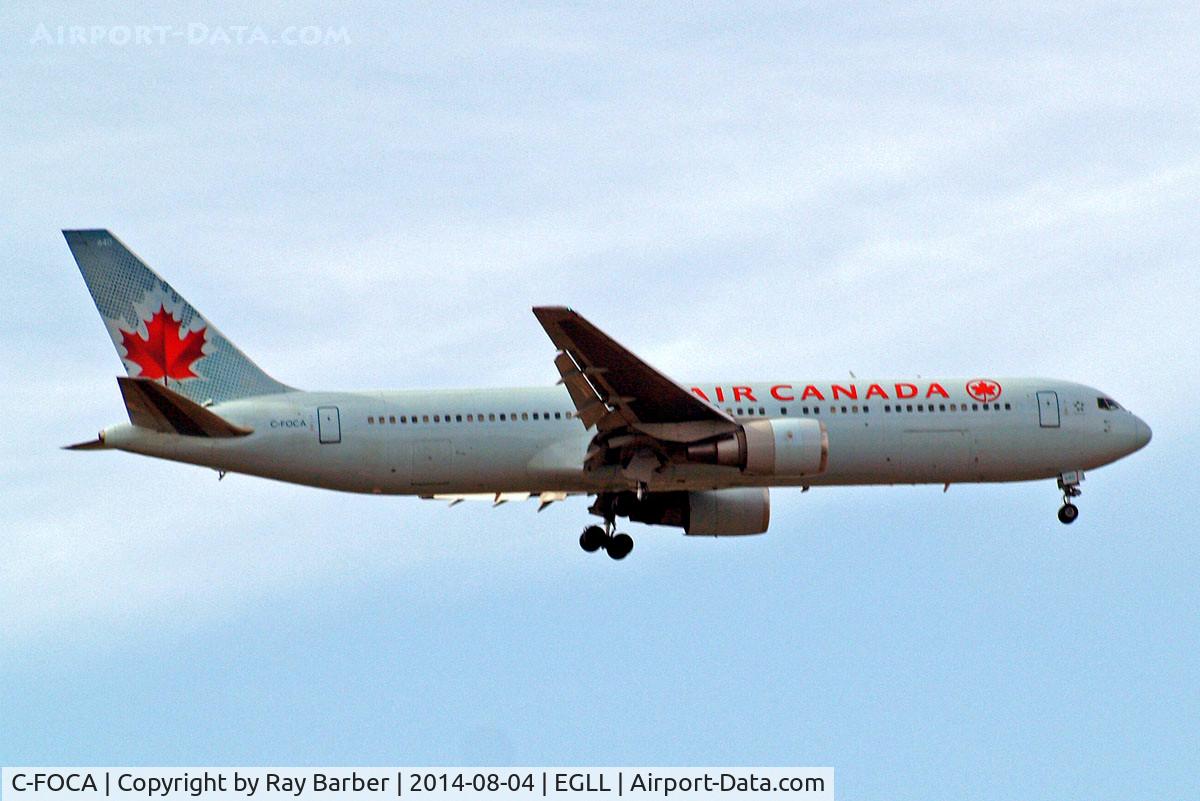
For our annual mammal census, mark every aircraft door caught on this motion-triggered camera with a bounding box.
[1037,391,1060,428]
[317,406,342,443]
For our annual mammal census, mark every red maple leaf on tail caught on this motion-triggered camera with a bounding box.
[119,305,207,380]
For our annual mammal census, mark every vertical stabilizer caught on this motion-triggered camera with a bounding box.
[63,229,293,404]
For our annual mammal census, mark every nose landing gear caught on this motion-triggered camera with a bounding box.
[1057,471,1084,524]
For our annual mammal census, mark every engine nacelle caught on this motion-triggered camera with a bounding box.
[686,488,770,535]
[686,418,827,477]
[619,488,770,535]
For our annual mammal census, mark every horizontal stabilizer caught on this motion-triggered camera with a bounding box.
[117,376,253,438]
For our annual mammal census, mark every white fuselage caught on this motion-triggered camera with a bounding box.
[99,377,1151,495]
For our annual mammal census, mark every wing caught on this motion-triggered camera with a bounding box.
[422,491,576,511]
[533,306,737,444]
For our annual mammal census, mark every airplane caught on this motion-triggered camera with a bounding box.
[63,230,1152,559]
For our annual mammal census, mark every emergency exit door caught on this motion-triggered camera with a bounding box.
[317,406,341,443]
[1037,391,1060,428]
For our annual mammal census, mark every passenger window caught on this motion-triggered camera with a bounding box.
[885,405,891,412]
[532,413,539,420]
[938,404,945,412]
[863,406,869,413]
[522,413,529,421]
[852,405,859,413]
[499,414,506,421]
[759,407,766,415]
[1004,403,1011,410]
[906,404,913,412]
[781,407,788,415]
[972,404,978,411]
[389,416,396,424]
[367,416,374,424]
[555,412,562,419]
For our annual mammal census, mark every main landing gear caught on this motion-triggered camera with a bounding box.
[579,492,636,559]
[578,523,634,560]
[1057,471,1084,525]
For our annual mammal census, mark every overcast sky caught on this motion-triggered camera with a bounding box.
[2,3,1197,798]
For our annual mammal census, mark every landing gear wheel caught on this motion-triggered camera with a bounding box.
[1058,503,1079,525]
[607,532,634,560]
[579,525,606,553]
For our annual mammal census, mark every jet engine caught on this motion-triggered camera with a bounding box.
[686,418,828,477]
[615,488,771,535]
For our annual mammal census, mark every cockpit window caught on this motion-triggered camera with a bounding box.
[1097,397,1122,410]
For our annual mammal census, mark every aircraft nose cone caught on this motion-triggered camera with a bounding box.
[1133,417,1152,451]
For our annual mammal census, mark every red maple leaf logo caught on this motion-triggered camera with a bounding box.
[119,305,207,380]
[966,378,1002,403]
